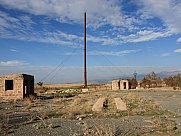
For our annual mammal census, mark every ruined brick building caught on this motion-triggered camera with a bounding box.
[112,80,130,90]
[0,74,34,100]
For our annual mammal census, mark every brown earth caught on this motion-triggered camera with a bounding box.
[0,85,181,136]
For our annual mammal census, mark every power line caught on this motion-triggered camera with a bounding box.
[39,47,79,83]
[48,53,75,83]
[89,46,123,75]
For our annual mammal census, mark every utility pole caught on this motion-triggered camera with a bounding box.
[84,12,87,88]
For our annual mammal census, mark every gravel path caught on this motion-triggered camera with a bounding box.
[8,117,154,136]
[133,91,181,115]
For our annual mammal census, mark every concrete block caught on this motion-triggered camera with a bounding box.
[114,98,127,111]
[92,97,106,112]
[82,88,89,92]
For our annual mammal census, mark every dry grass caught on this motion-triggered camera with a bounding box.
[0,113,10,135]
[122,93,169,116]
[0,90,172,120]
[137,87,181,91]
[23,97,33,105]
[82,123,120,136]
[49,90,172,119]
[1,88,180,135]
[58,96,93,119]
[35,84,83,90]
[88,84,112,91]
[35,83,112,93]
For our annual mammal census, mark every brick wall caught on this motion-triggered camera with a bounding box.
[0,74,34,100]
[112,80,120,90]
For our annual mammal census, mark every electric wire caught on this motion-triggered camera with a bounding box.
[39,47,79,83]
[90,46,123,76]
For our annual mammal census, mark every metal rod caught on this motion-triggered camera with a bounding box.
[84,12,87,88]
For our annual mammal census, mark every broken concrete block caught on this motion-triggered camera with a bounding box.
[114,98,127,111]
[92,98,106,112]
[82,88,89,92]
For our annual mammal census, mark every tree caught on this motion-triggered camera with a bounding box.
[163,74,181,89]
[146,72,157,80]
[163,76,174,87]
[37,82,43,86]
[140,77,151,88]
[174,74,181,88]
[140,72,162,88]
[129,78,138,89]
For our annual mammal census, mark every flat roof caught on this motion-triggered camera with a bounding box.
[0,73,34,78]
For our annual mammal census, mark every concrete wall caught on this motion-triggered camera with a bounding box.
[112,80,130,90]
[120,80,130,90]
[0,74,34,100]
[112,80,120,90]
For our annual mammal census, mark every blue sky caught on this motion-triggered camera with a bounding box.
[0,0,181,83]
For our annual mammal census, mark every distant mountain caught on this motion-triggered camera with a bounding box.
[157,70,181,78]
[87,70,181,84]
[64,70,181,84]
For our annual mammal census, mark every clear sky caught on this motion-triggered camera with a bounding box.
[0,0,181,84]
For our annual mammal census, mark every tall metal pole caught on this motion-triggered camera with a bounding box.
[84,12,87,88]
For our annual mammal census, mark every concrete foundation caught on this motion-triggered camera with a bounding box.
[114,98,127,111]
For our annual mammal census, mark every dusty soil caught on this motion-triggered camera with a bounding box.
[133,91,181,115]
[1,89,181,135]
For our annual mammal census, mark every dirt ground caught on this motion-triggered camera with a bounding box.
[133,91,181,115]
[1,88,181,136]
